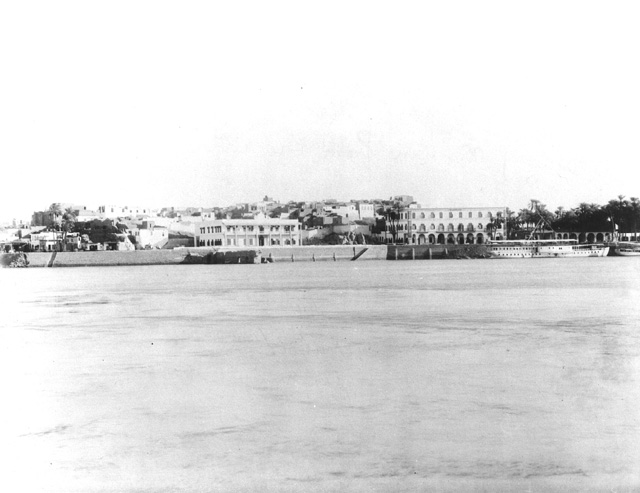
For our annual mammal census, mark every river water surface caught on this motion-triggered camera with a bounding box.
[1,258,640,492]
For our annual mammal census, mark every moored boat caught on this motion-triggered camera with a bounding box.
[614,244,640,256]
[486,239,609,258]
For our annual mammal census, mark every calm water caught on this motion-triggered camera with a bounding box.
[1,258,640,492]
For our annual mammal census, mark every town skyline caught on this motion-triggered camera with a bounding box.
[2,3,639,223]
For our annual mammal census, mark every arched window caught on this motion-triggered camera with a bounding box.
[478,212,483,218]
[419,224,426,231]
[449,212,454,218]
[430,224,435,230]
[430,212,435,218]
[447,223,454,231]
[412,224,417,230]
[457,223,464,231]
[469,211,473,218]
[437,223,444,231]
[420,212,425,218]
[488,212,493,218]
[467,223,474,231]
[459,212,463,218]
[478,223,483,230]
[439,212,443,219]
[412,213,416,219]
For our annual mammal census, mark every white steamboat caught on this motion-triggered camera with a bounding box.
[487,239,609,258]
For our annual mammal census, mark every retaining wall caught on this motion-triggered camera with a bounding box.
[2,245,490,268]
[216,245,388,262]
[1,245,387,267]
[388,244,491,260]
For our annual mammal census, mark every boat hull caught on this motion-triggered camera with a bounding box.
[615,249,640,256]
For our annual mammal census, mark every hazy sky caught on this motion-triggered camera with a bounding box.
[1,1,639,222]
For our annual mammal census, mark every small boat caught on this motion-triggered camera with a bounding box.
[615,244,640,256]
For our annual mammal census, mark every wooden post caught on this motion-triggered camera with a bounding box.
[411,248,415,260]
[333,252,336,261]
[428,247,432,259]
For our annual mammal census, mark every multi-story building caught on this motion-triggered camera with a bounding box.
[98,205,152,218]
[356,201,375,219]
[381,205,507,244]
[195,217,301,247]
[322,202,359,220]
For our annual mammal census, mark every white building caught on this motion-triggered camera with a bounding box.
[135,225,168,249]
[356,201,375,219]
[195,218,301,247]
[381,205,507,244]
[322,202,359,220]
[98,205,152,219]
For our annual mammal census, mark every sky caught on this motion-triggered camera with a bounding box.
[1,1,639,223]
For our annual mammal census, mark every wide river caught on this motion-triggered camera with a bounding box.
[1,258,639,492]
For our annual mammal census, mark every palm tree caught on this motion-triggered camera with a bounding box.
[629,197,640,241]
[60,208,77,250]
[487,217,504,240]
[47,203,62,230]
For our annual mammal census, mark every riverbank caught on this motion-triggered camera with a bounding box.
[1,244,493,267]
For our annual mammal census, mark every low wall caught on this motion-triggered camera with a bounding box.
[2,245,491,267]
[1,245,387,267]
[215,245,388,262]
[388,244,491,260]
[1,249,203,268]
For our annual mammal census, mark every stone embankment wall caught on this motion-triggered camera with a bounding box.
[1,245,387,267]
[216,245,388,262]
[2,249,200,268]
[2,244,491,267]
[388,244,491,260]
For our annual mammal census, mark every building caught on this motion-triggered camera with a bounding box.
[380,205,507,244]
[356,201,375,219]
[134,221,169,249]
[322,202,359,220]
[195,217,301,247]
[98,205,152,219]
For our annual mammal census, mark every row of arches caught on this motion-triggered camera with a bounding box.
[407,211,499,219]
[411,223,485,232]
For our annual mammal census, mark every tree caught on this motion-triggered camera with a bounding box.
[47,203,62,230]
[377,201,402,243]
[486,216,504,240]
[59,207,77,250]
[630,197,640,240]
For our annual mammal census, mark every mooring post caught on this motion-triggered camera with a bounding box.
[312,253,315,262]
[411,248,415,260]
[333,252,336,261]
[428,247,432,259]
[395,247,398,260]
[291,254,294,262]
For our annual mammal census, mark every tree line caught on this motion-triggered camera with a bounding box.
[507,196,640,238]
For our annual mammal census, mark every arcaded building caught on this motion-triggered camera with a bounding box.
[195,218,301,247]
[395,206,507,245]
